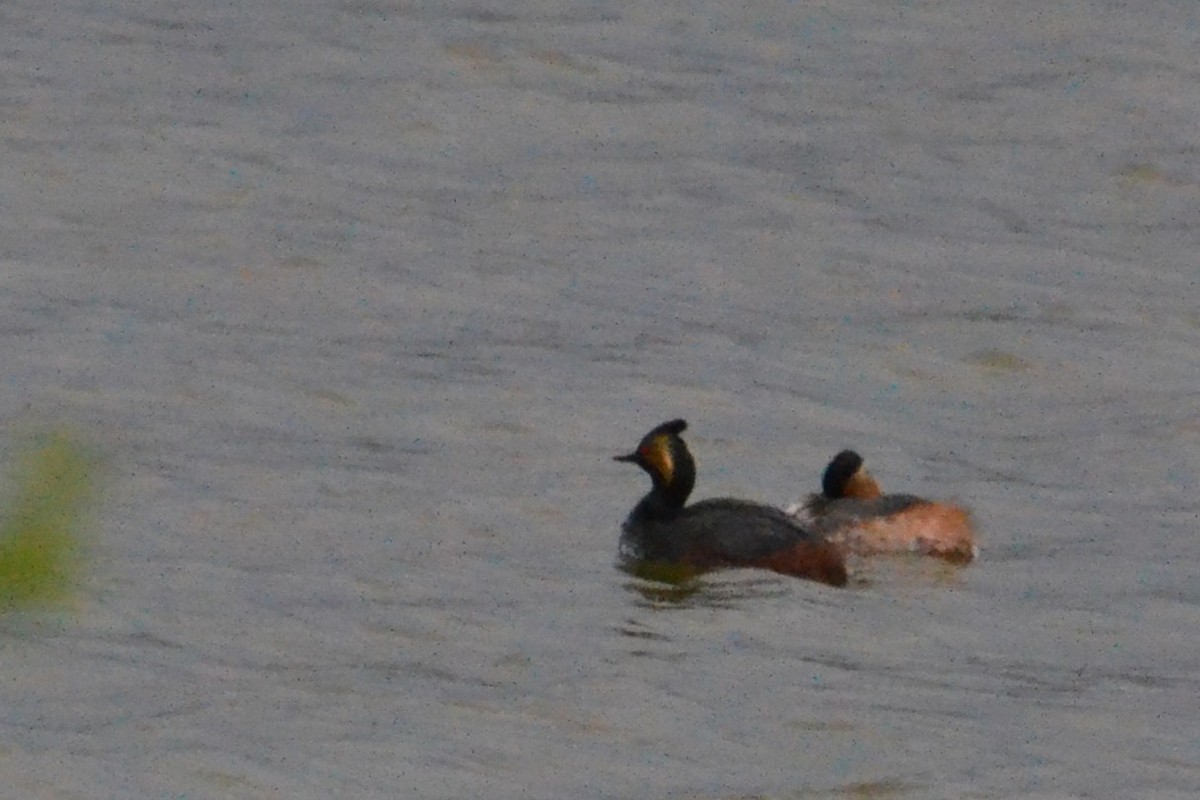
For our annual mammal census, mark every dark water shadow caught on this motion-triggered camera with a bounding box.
[617,558,823,609]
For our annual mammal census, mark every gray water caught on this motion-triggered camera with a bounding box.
[2,1,1198,797]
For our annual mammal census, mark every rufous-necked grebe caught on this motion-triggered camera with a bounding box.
[615,419,847,587]
[787,450,976,563]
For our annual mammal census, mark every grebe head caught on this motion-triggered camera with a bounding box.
[614,418,696,500]
[821,449,882,500]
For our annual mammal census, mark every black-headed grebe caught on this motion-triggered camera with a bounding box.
[788,450,976,563]
[614,419,846,587]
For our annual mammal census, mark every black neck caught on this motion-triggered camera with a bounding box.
[637,441,695,518]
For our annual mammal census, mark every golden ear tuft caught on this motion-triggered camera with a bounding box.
[642,435,675,485]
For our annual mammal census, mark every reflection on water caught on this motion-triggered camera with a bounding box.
[620,553,969,608]
[842,555,970,590]
[622,569,797,609]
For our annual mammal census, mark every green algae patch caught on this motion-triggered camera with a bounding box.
[0,432,98,612]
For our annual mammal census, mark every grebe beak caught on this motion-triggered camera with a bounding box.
[613,451,639,463]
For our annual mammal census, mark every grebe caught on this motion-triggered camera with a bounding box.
[615,420,846,587]
[788,450,976,563]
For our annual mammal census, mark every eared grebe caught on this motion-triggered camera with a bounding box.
[787,450,976,563]
[614,419,847,587]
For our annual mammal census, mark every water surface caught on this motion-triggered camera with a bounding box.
[2,1,1198,797]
